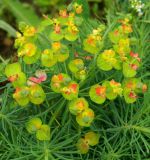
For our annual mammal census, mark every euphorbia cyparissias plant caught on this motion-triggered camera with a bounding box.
[4,2,148,154]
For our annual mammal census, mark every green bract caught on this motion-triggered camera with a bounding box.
[76,138,89,154]
[36,124,50,141]
[26,117,42,134]
[84,131,100,146]
[18,43,41,64]
[97,49,121,71]
[68,59,84,73]
[49,11,80,42]
[50,73,71,93]
[76,131,100,154]
[26,118,50,141]
[122,78,147,103]
[83,35,103,54]
[52,42,69,62]
[5,62,27,88]
[5,62,21,77]
[61,81,79,100]
[123,88,137,103]
[29,84,46,104]
[103,80,122,100]
[89,84,106,104]
[109,29,125,44]
[41,42,69,67]
[41,49,57,67]
[123,60,139,78]
[51,73,79,100]
[49,30,64,41]
[23,50,41,64]
[113,38,131,57]
[12,72,27,88]
[68,59,87,80]
[13,87,30,106]
[76,108,94,127]
[68,97,89,115]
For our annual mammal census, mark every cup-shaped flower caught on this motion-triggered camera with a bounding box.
[5,62,21,78]
[123,60,140,78]
[23,25,36,37]
[89,84,106,104]
[113,38,131,57]
[64,22,79,41]
[36,124,50,141]
[76,138,89,154]
[76,108,94,127]
[5,62,27,88]
[29,84,46,104]
[68,98,89,115]
[123,78,147,94]
[68,59,85,73]
[23,50,41,64]
[123,88,137,104]
[26,117,42,134]
[102,80,122,100]
[18,43,41,64]
[15,32,26,48]
[97,49,121,71]
[73,3,83,14]
[76,131,99,154]
[61,81,79,100]
[52,42,69,62]
[49,23,64,41]
[122,78,147,103]
[11,72,27,88]
[68,59,87,80]
[58,9,69,25]
[121,23,132,34]
[13,87,30,106]
[109,28,124,44]
[83,34,103,54]
[41,49,57,67]
[74,69,87,81]
[84,131,100,146]
[18,43,37,57]
[50,73,71,93]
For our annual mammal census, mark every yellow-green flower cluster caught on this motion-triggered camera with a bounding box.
[76,131,100,154]
[68,59,87,80]
[68,98,94,127]
[5,62,46,106]
[50,73,79,100]
[26,117,50,141]
[89,79,122,104]
[83,25,105,54]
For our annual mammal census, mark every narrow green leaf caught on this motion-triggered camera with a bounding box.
[0,20,16,37]
[3,0,40,26]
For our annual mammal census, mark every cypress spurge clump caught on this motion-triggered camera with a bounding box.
[3,1,148,158]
